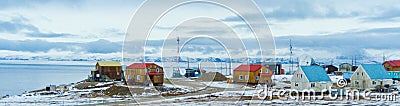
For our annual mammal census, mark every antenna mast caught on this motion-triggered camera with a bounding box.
[177,36,180,73]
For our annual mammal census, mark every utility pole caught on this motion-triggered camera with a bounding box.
[187,57,190,69]
[289,39,293,74]
[229,60,232,75]
[220,61,223,74]
[354,55,357,66]
[296,57,299,68]
[225,61,228,75]
[351,56,354,66]
[383,53,386,63]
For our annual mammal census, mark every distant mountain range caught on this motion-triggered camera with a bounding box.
[0,55,384,66]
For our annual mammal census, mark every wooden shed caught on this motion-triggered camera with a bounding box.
[323,65,338,74]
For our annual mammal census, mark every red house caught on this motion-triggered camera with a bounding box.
[383,60,400,71]
[233,64,272,84]
[125,63,164,86]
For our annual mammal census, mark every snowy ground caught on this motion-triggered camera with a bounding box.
[2,79,400,105]
[199,81,242,88]
[0,81,126,105]
[0,94,128,106]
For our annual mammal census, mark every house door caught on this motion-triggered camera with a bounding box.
[362,80,366,89]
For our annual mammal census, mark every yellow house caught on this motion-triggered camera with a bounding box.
[339,63,352,72]
[233,64,272,84]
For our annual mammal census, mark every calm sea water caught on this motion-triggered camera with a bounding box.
[0,60,240,96]
[0,61,94,96]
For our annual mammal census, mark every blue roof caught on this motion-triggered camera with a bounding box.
[361,64,391,79]
[301,66,331,82]
[342,72,354,79]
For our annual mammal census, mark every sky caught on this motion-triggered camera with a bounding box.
[0,0,400,61]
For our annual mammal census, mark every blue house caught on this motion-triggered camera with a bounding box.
[291,66,332,92]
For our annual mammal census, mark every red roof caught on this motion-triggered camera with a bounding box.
[126,63,155,69]
[384,60,400,67]
[234,64,262,72]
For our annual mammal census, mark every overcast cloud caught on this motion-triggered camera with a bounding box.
[0,0,399,60]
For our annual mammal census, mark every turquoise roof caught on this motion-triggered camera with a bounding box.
[388,71,400,79]
[301,66,331,82]
[361,64,392,80]
[342,72,354,79]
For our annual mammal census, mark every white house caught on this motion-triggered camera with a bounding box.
[350,64,393,90]
[291,66,332,92]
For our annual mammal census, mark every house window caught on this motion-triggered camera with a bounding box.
[355,81,359,85]
[362,72,363,76]
[245,75,249,80]
[239,75,243,80]
[311,83,315,87]
[297,74,299,78]
[137,75,141,80]
[260,69,263,73]
[357,72,359,76]
[156,68,160,72]
[301,74,303,78]
[127,75,131,79]
[256,76,259,80]
[147,68,151,72]
[295,83,299,86]
[372,81,376,85]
